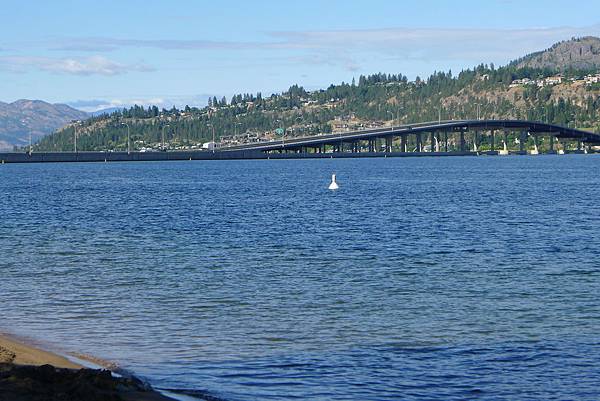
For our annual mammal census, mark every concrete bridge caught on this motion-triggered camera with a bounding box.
[223,119,600,156]
[1,120,599,163]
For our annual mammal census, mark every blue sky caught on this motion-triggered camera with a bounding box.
[1,0,599,111]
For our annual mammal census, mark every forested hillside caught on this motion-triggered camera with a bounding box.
[33,37,600,152]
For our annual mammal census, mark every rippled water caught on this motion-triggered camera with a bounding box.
[1,156,599,400]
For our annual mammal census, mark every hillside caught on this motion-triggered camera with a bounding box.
[513,36,600,71]
[0,100,88,150]
[32,37,600,152]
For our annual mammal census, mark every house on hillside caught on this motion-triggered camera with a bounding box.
[539,75,563,87]
[509,78,534,88]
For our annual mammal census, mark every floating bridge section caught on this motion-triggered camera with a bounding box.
[1,120,599,163]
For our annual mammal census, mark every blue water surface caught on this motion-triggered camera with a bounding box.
[1,155,599,400]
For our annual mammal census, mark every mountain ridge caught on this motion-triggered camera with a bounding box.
[0,100,88,150]
[513,36,600,71]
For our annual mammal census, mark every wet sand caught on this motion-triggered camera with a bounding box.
[0,333,175,401]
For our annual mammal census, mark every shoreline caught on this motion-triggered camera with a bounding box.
[0,332,178,401]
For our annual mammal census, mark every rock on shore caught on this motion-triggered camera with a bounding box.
[0,363,171,401]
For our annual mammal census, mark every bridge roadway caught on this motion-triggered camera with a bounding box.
[1,120,598,163]
[223,119,600,153]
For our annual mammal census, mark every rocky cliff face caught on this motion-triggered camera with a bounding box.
[0,100,88,150]
[514,36,600,71]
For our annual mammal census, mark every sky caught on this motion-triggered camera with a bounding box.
[1,0,600,112]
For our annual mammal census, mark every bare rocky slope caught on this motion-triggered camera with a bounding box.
[513,36,600,71]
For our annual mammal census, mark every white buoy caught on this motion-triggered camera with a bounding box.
[328,174,339,190]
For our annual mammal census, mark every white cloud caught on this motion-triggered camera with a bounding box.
[51,37,257,52]
[0,55,153,76]
[67,94,216,112]
[268,25,600,62]
[41,25,600,73]
[68,97,164,112]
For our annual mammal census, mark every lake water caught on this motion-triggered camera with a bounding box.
[1,156,599,400]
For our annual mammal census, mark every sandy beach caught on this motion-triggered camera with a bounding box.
[0,333,175,401]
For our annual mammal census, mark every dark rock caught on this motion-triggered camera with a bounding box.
[0,363,156,401]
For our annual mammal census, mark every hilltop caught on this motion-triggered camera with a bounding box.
[0,100,87,150]
[29,37,600,152]
[513,36,600,71]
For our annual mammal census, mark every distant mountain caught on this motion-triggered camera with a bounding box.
[0,100,88,150]
[512,36,600,71]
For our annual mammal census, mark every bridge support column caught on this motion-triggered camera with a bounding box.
[430,132,435,152]
[444,132,448,152]
[549,135,554,152]
[459,129,466,152]
[473,131,479,152]
[491,130,495,152]
[401,135,407,152]
[577,140,582,151]
[503,131,508,151]
[386,137,393,152]
[368,139,374,152]
[519,131,526,153]
[416,133,422,152]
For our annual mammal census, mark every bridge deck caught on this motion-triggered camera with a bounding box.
[223,119,600,152]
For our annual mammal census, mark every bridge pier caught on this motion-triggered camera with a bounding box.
[519,131,526,153]
[444,131,448,152]
[459,129,466,152]
[401,135,407,152]
[490,130,495,152]
[430,132,435,152]
[549,135,554,152]
[473,131,479,152]
[416,133,422,152]
[385,137,393,152]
